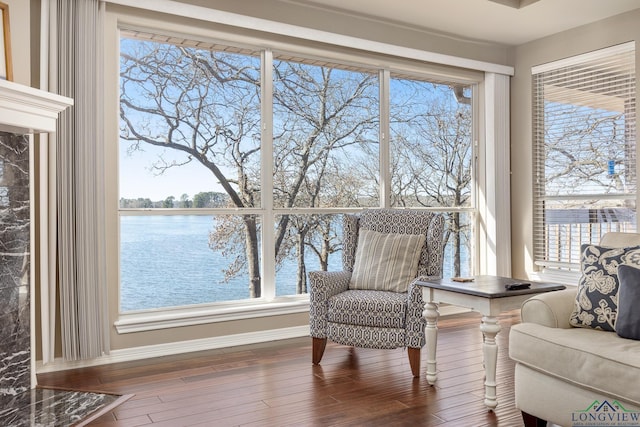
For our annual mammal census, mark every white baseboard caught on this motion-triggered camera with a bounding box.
[36,325,310,374]
[36,306,472,374]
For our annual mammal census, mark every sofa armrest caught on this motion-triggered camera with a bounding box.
[520,288,577,329]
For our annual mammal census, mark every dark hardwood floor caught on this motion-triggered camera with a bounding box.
[37,311,525,426]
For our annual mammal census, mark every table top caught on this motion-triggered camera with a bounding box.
[415,275,566,298]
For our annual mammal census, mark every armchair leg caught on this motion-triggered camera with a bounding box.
[408,347,421,378]
[312,337,327,365]
[521,411,547,427]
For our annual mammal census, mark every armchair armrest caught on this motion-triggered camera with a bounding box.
[520,288,577,329]
[405,279,429,348]
[308,270,351,338]
[308,270,351,298]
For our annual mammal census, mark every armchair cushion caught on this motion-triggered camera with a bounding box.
[349,229,425,292]
[328,290,406,329]
[615,265,640,340]
[569,244,640,331]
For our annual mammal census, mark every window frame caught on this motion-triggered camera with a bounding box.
[106,10,510,334]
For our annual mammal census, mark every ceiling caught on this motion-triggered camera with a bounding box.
[285,0,640,46]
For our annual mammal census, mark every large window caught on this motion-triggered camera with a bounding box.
[532,43,637,269]
[118,30,478,312]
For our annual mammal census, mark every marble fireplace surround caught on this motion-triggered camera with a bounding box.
[0,80,130,424]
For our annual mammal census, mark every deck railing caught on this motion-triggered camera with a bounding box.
[544,217,635,267]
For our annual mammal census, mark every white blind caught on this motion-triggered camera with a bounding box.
[51,0,109,361]
[532,42,636,269]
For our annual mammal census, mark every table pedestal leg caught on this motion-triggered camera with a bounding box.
[480,316,501,410]
[424,302,439,385]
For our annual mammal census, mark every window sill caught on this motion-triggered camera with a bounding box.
[529,267,580,286]
[114,296,310,334]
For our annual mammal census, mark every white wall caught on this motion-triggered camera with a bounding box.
[174,0,513,66]
[4,0,30,85]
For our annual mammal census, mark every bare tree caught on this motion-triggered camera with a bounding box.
[543,107,631,195]
[120,39,379,297]
[120,39,264,296]
[271,61,379,291]
[390,81,473,276]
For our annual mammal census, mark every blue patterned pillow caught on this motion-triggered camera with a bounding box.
[569,244,640,331]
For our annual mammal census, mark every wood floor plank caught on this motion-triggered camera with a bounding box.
[38,310,527,426]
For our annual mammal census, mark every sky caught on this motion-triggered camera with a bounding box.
[119,141,224,201]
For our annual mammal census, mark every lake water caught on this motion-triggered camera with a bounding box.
[120,215,467,311]
[119,215,342,311]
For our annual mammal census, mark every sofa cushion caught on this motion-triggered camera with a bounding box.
[616,264,640,340]
[327,289,406,329]
[569,244,640,331]
[349,229,425,292]
[509,323,640,405]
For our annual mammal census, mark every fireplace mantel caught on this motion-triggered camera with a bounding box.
[0,79,73,134]
[0,80,72,403]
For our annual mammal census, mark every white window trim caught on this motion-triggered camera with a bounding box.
[531,41,634,75]
[115,296,310,334]
[106,0,514,76]
[480,73,512,277]
[102,5,511,334]
[530,267,581,287]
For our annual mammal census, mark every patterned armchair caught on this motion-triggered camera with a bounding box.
[309,209,445,377]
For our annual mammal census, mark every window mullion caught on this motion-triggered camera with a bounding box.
[379,69,390,208]
[261,48,276,300]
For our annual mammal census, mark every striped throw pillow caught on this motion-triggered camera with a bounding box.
[349,229,426,293]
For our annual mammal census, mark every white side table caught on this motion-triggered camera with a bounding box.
[416,276,565,410]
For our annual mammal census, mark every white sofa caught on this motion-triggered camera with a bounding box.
[509,232,640,427]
